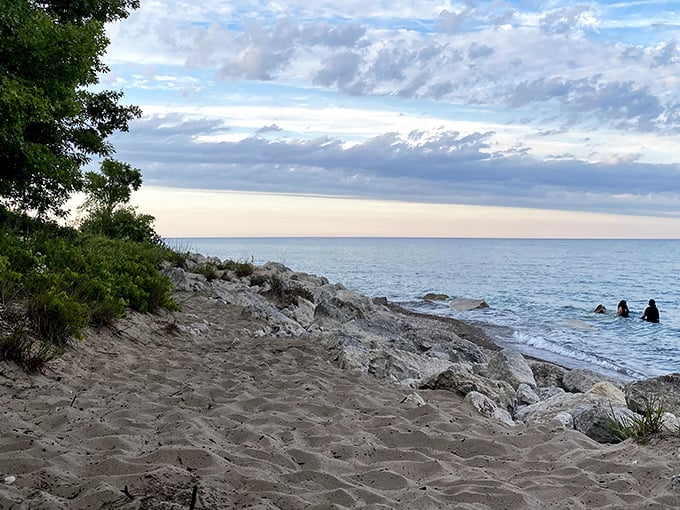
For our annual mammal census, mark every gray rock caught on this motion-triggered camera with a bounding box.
[672,474,680,491]
[314,299,348,323]
[553,411,574,429]
[661,412,680,433]
[162,267,207,292]
[450,298,489,310]
[530,361,567,389]
[331,289,373,321]
[562,368,624,393]
[537,386,566,400]
[572,403,635,444]
[423,293,449,301]
[368,352,419,381]
[282,297,316,328]
[516,392,634,443]
[464,391,515,426]
[625,373,680,416]
[419,365,517,411]
[586,381,625,403]
[487,349,537,389]
[516,383,541,405]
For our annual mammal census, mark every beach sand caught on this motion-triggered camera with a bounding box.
[1,290,680,509]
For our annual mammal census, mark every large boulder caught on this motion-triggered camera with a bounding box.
[587,381,625,403]
[572,403,636,444]
[450,298,489,311]
[419,365,517,411]
[625,373,680,416]
[515,392,634,443]
[562,368,624,393]
[314,299,349,324]
[368,352,419,382]
[486,349,537,389]
[530,361,567,389]
[163,267,207,292]
[329,289,375,321]
[281,297,316,328]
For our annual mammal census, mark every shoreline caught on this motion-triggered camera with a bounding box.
[1,256,679,508]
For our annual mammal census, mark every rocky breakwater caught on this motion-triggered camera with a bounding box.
[166,254,680,445]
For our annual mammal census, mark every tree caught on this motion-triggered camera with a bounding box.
[79,159,162,245]
[0,0,141,216]
[82,159,142,216]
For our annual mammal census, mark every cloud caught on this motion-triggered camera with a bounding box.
[98,0,680,229]
[539,5,597,36]
[505,77,665,130]
[302,22,365,47]
[313,51,364,93]
[109,114,680,217]
[255,123,283,135]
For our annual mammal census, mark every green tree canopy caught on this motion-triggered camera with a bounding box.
[82,159,142,215]
[0,0,141,216]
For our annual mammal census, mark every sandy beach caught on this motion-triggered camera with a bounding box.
[1,264,680,509]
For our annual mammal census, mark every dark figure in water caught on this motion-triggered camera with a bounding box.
[617,300,630,317]
[640,299,659,323]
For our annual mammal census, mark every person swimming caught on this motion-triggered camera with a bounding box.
[640,299,659,323]
[617,300,630,317]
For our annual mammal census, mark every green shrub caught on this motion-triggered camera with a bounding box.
[196,264,219,281]
[0,210,178,351]
[234,262,254,277]
[0,256,22,304]
[249,274,268,287]
[79,207,163,245]
[608,398,666,444]
[27,289,89,344]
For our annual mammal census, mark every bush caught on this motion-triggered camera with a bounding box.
[0,210,178,353]
[79,207,163,245]
[27,289,88,344]
[196,264,219,281]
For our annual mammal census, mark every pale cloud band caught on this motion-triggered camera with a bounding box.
[132,187,680,239]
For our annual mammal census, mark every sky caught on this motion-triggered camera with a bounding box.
[97,0,680,238]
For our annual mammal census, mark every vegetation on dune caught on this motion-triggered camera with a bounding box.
[0,0,181,372]
[0,201,179,372]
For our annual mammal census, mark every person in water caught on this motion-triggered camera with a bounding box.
[617,300,630,317]
[640,299,659,323]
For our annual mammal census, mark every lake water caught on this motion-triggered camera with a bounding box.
[166,237,680,380]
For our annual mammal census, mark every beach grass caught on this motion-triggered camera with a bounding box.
[608,398,667,444]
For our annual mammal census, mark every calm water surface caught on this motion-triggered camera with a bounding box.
[167,238,680,380]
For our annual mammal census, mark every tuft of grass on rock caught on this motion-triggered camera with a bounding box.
[196,264,220,282]
[608,398,666,444]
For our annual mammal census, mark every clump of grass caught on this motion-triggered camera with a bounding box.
[256,275,314,309]
[608,398,666,444]
[0,325,61,374]
[196,264,220,282]
[249,274,268,287]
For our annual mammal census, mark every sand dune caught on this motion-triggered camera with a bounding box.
[1,290,680,509]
